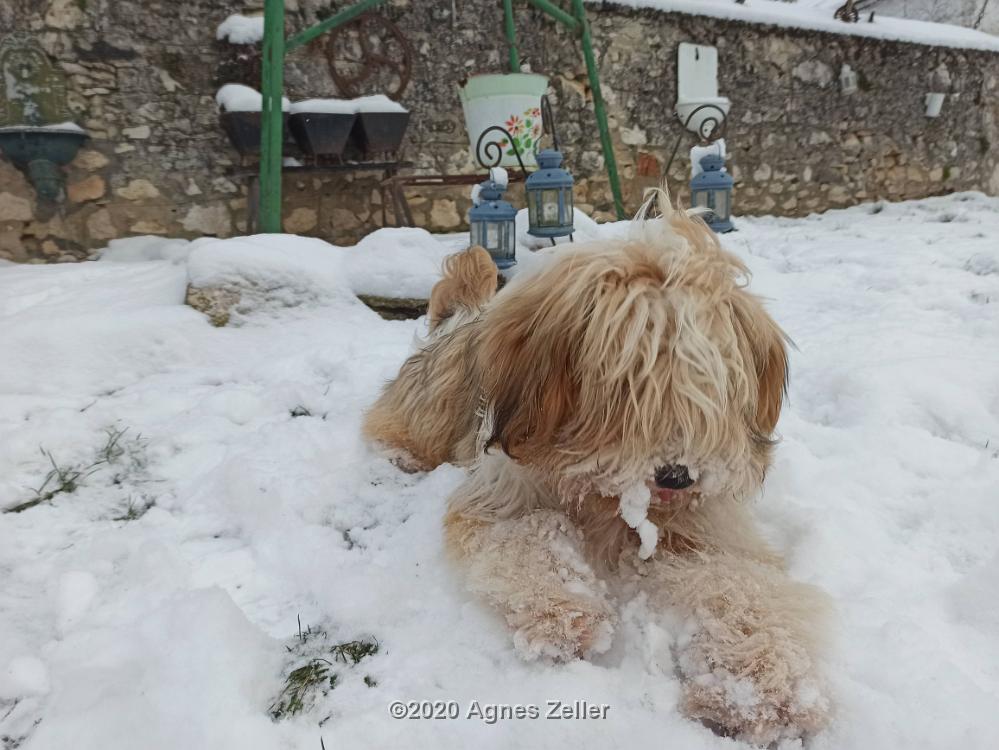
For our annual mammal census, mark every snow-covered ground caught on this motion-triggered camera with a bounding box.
[1,193,998,749]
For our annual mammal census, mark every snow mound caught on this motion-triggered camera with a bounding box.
[184,228,462,323]
[186,235,359,320]
[349,228,454,298]
[515,206,602,250]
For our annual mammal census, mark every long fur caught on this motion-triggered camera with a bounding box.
[364,188,830,743]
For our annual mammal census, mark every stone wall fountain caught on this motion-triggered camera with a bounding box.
[0,33,87,207]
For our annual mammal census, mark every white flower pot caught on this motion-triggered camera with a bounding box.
[459,73,548,168]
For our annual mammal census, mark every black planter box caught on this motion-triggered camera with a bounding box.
[288,112,356,157]
[220,111,291,155]
[349,111,410,156]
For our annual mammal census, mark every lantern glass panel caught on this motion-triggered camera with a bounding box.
[502,223,513,256]
[540,189,560,225]
[486,222,500,250]
[692,189,710,209]
[565,189,573,224]
[528,193,539,227]
[713,189,730,220]
[470,222,483,247]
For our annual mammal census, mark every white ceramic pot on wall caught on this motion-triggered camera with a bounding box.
[459,73,548,168]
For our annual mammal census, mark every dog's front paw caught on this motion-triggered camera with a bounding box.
[677,637,830,744]
[507,599,616,661]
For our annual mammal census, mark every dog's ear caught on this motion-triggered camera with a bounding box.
[477,292,578,460]
[755,322,788,435]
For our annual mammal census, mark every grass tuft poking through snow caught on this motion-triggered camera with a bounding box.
[5,426,135,514]
[269,619,380,721]
[3,426,156,516]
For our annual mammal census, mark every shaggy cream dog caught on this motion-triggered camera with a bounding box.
[364,190,831,743]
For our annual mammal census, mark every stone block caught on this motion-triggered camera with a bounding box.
[86,208,118,240]
[116,179,160,200]
[72,149,110,170]
[68,175,106,203]
[0,193,33,222]
[283,207,318,234]
[182,204,231,236]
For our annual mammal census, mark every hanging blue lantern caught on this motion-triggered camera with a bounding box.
[469,175,517,269]
[525,148,574,239]
[690,153,734,233]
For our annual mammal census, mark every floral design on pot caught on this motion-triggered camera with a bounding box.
[499,107,543,160]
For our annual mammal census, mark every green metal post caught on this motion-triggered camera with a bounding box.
[526,0,578,30]
[503,0,520,73]
[569,0,625,219]
[259,0,285,233]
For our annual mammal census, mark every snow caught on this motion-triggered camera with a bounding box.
[690,139,726,178]
[352,95,409,114]
[618,484,659,559]
[596,0,999,52]
[2,192,999,749]
[96,235,193,265]
[216,13,265,45]
[0,122,86,133]
[289,98,356,115]
[515,206,604,250]
[489,166,508,188]
[288,96,408,115]
[215,84,290,113]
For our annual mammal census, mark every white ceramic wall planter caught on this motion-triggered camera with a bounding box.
[459,73,548,168]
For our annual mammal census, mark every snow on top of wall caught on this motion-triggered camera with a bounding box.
[216,13,265,45]
[593,0,999,52]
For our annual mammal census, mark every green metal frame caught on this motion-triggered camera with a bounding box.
[508,0,625,218]
[259,0,389,233]
[258,0,624,233]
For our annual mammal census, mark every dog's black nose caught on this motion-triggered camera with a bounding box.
[654,465,694,490]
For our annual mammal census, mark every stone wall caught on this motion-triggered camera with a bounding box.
[1,0,998,262]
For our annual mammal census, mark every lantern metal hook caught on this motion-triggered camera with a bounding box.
[475,125,528,175]
[663,101,728,180]
[540,94,561,152]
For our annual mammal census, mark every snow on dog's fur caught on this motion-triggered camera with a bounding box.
[363,188,832,743]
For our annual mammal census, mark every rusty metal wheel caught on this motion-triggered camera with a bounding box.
[325,13,412,100]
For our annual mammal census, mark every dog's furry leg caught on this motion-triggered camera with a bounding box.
[643,499,831,744]
[444,458,616,661]
[446,509,616,660]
